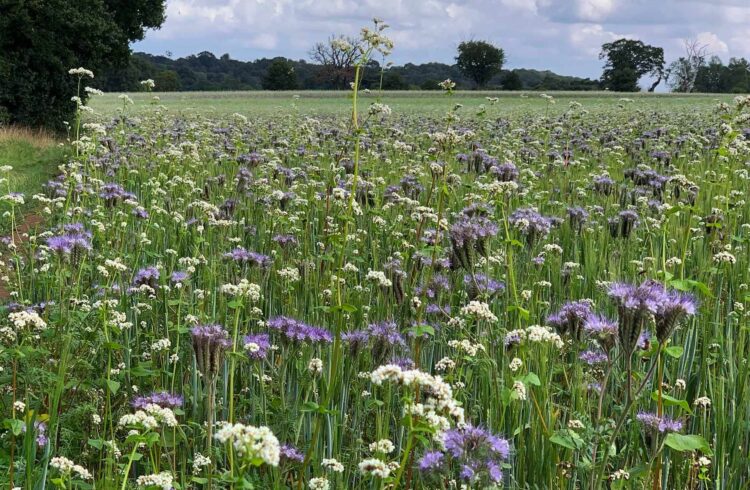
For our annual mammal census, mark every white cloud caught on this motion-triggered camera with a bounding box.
[576,0,616,21]
[694,31,729,54]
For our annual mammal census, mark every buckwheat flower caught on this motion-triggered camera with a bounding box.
[220,279,262,301]
[369,439,395,454]
[322,458,345,472]
[436,357,456,371]
[50,457,92,480]
[512,380,527,401]
[568,419,585,430]
[460,301,498,322]
[509,357,522,372]
[713,251,736,265]
[13,400,25,413]
[610,469,630,481]
[308,358,324,375]
[694,396,711,408]
[118,403,178,430]
[359,458,391,478]
[192,453,211,475]
[140,79,156,89]
[214,423,280,466]
[308,477,330,490]
[243,333,271,360]
[9,310,47,330]
[136,471,173,489]
[366,270,392,288]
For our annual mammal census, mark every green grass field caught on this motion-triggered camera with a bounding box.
[88,90,738,119]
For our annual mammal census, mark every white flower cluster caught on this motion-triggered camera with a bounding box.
[713,251,736,265]
[214,423,280,466]
[136,471,173,489]
[221,279,262,301]
[366,270,392,288]
[370,364,465,432]
[459,301,498,322]
[278,267,301,282]
[505,325,564,349]
[50,457,92,480]
[308,477,330,490]
[192,453,211,474]
[322,458,345,472]
[9,310,47,330]
[447,339,486,357]
[150,338,171,352]
[368,439,395,454]
[358,458,392,478]
[118,404,178,430]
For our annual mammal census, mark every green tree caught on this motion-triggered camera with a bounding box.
[501,70,523,90]
[0,0,166,128]
[155,70,181,91]
[456,40,505,88]
[599,39,665,92]
[262,58,298,90]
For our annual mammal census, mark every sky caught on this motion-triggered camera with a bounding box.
[133,0,750,80]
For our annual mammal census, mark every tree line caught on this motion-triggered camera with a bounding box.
[95,50,600,93]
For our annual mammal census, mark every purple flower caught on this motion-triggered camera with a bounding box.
[170,271,189,283]
[608,281,667,355]
[464,274,505,299]
[280,444,305,463]
[132,391,184,409]
[655,290,697,343]
[509,207,554,245]
[272,234,298,249]
[637,412,683,433]
[243,333,271,360]
[546,300,593,341]
[341,329,370,353]
[579,350,609,365]
[191,324,232,377]
[421,425,509,485]
[267,316,332,344]
[223,247,273,269]
[418,451,444,470]
[133,266,160,288]
[584,315,618,351]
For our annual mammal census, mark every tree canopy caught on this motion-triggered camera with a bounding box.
[456,41,505,88]
[0,0,166,128]
[599,39,665,92]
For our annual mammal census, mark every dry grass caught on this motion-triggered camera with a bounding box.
[0,125,58,147]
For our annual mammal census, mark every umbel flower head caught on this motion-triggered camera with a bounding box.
[191,324,231,377]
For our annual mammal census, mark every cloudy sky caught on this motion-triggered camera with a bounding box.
[134,0,750,79]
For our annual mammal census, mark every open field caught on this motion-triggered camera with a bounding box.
[2,90,750,489]
[88,90,739,118]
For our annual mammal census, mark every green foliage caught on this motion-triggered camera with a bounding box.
[455,40,505,88]
[501,70,523,90]
[262,58,298,90]
[693,56,750,93]
[0,0,165,129]
[599,39,665,92]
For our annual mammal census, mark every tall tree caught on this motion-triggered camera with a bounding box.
[668,39,710,93]
[262,58,298,90]
[599,39,665,92]
[0,0,166,128]
[456,41,505,88]
[309,35,363,89]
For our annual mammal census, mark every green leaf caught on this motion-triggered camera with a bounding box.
[522,372,541,387]
[664,433,713,455]
[651,391,692,414]
[664,346,684,358]
[3,418,25,436]
[106,379,121,395]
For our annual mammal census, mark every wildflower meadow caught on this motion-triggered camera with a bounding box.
[2,20,750,490]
